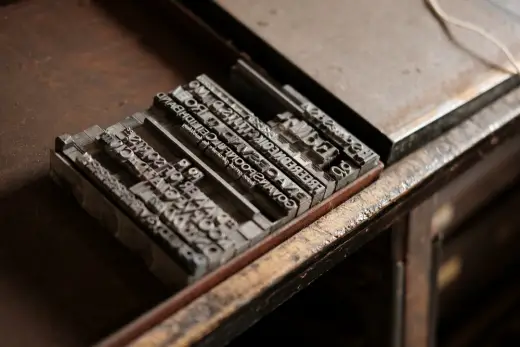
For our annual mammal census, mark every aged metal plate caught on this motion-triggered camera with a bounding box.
[51,62,382,287]
[181,0,520,162]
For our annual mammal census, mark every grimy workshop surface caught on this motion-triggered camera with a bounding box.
[0,1,214,346]
[216,0,520,154]
[2,1,520,347]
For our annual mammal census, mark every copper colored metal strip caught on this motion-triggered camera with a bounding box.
[98,162,383,347]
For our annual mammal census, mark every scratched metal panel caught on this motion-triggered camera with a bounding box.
[196,0,520,162]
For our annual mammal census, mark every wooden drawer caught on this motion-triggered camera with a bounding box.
[429,135,520,238]
[438,183,520,321]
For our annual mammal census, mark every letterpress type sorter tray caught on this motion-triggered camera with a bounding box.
[50,60,383,297]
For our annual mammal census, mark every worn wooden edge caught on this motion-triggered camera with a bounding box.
[104,87,520,347]
[96,161,383,347]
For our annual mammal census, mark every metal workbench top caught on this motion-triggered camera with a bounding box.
[198,0,520,161]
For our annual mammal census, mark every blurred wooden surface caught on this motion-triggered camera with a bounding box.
[0,0,214,345]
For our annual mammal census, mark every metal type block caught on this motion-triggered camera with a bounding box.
[50,66,382,288]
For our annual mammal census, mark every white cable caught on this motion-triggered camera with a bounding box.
[426,0,520,75]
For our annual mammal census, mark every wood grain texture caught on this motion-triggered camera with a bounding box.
[108,80,520,347]
[3,1,520,346]
[0,1,217,346]
[405,199,436,347]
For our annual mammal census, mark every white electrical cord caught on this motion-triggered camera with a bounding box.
[426,0,520,75]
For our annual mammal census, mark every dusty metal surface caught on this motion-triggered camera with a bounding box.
[109,70,520,346]
[203,0,520,161]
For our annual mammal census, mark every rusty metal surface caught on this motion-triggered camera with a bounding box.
[0,0,216,195]
[0,0,213,346]
[211,0,520,161]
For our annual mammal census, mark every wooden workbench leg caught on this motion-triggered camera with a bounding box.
[391,217,407,347]
[403,199,441,347]
[429,234,442,347]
